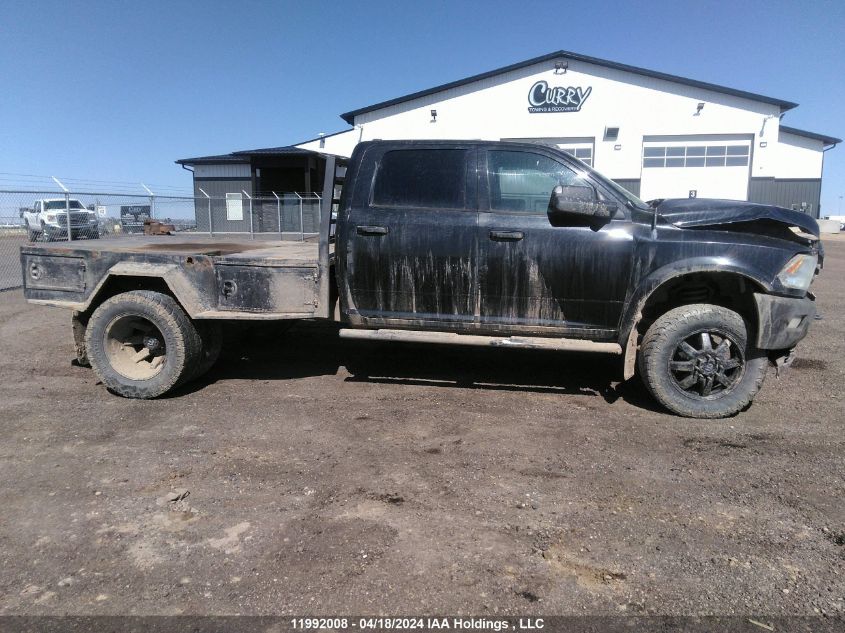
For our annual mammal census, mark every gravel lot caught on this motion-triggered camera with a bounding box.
[0,239,843,617]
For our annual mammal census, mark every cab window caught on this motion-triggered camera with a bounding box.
[372,149,468,210]
[487,150,594,213]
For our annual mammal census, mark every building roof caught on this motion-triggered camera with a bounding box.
[340,49,799,124]
[779,125,841,146]
[175,153,249,165]
[176,145,322,165]
[231,145,321,156]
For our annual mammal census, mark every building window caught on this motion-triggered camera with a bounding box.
[226,193,243,221]
[372,149,468,209]
[560,147,593,166]
[643,145,749,168]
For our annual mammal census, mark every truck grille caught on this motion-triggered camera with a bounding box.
[56,212,92,227]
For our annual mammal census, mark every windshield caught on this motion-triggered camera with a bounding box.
[44,200,85,210]
[563,154,650,210]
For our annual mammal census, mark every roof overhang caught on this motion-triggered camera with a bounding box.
[779,125,841,147]
[176,146,325,166]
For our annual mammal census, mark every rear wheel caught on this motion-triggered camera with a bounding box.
[191,321,223,380]
[638,304,768,418]
[84,291,202,398]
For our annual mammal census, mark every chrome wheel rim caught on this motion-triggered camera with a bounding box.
[104,314,167,380]
[668,330,744,398]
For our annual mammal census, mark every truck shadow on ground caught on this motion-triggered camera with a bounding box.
[183,321,661,411]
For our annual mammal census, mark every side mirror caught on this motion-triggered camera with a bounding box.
[548,185,617,224]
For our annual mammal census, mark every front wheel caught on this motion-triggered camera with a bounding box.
[638,304,768,418]
[84,291,203,398]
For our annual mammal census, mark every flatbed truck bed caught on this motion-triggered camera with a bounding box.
[21,234,331,320]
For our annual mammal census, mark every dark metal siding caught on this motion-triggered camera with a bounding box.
[613,179,641,197]
[193,177,252,232]
[748,178,822,218]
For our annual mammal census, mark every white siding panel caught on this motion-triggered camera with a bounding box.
[772,131,824,179]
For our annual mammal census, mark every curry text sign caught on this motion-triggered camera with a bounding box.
[528,81,592,113]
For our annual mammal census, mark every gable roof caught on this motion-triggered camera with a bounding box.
[340,50,798,124]
[779,125,841,146]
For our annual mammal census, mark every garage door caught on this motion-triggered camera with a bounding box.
[503,138,594,166]
[640,137,752,201]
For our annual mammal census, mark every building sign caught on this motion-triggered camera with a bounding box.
[120,205,151,233]
[527,81,592,113]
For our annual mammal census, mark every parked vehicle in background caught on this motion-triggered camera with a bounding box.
[18,141,822,418]
[22,198,100,241]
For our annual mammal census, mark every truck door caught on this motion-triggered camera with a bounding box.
[341,145,478,323]
[477,148,634,333]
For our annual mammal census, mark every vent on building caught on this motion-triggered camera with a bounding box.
[604,127,620,141]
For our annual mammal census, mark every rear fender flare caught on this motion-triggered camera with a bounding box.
[82,262,211,317]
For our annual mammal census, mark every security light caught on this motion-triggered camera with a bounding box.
[695,102,705,115]
[430,109,437,122]
[554,61,568,74]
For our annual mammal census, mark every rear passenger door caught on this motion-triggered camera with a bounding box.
[342,145,478,324]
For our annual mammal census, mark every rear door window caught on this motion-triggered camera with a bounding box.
[372,149,468,209]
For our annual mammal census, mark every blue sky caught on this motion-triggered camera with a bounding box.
[1,0,843,213]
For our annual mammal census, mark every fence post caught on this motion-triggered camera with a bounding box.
[199,188,212,236]
[272,192,282,238]
[141,184,155,221]
[243,190,253,239]
[51,176,72,241]
[295,192,304,241]
[64,192,72,241]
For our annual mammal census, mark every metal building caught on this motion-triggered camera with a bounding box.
[179,50,840,222]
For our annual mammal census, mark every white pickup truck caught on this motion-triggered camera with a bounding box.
[23,198,100,241]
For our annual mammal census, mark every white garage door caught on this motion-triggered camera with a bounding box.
[640,138,752,201]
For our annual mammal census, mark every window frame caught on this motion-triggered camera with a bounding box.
[641,143,750,169]
[478,146,628,218]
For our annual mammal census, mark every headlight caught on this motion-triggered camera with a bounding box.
[777,254,817,291]
[46,214,56,222]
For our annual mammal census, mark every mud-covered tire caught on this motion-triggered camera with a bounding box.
[191,321,223,380]
[638,304,768,419]
[84,291,203,399]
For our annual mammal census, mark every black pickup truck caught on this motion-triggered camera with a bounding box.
[20,140,822,418]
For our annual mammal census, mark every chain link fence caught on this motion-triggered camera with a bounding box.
[0,190,323,292]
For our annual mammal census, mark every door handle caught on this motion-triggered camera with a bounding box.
[489,230,524,241]
[357,225,389,236]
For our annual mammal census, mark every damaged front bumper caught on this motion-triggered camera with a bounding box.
[753,292,816,352]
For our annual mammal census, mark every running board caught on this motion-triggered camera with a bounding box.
[339,328,622,354]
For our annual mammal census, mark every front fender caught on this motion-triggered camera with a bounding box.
[618,257,773,380]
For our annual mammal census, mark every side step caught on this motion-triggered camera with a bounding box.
[338,328,622,354]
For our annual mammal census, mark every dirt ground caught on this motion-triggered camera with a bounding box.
[0,240,843,618]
